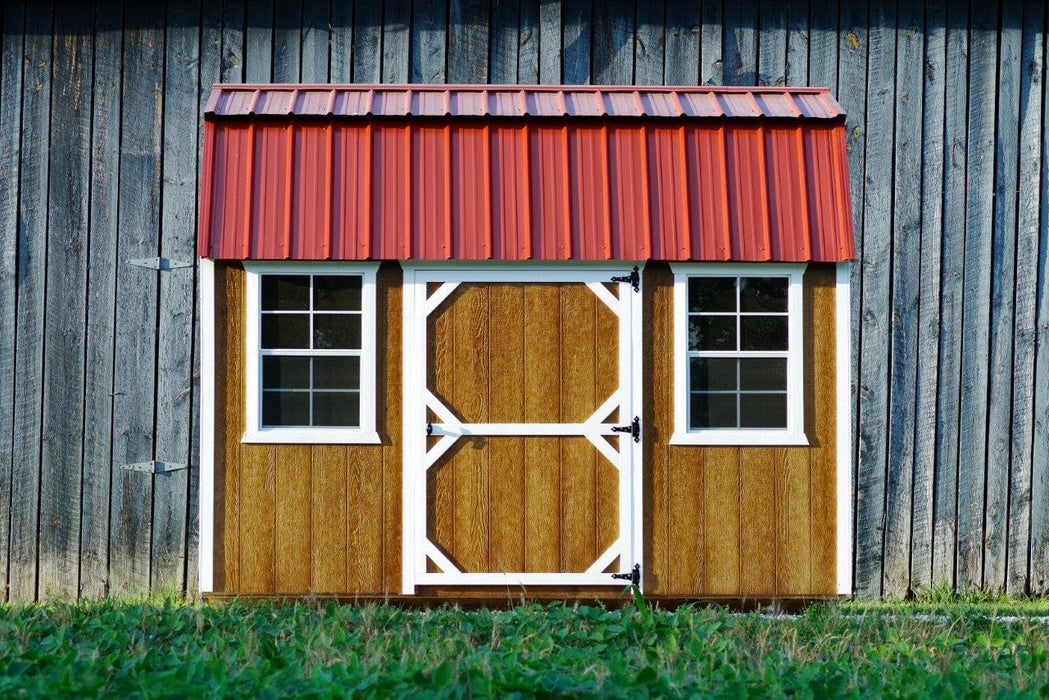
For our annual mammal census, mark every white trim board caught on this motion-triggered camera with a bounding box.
[198,258,215,595]
[836,261,854,596]
[400,262,645,594]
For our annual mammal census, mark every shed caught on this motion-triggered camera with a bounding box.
[197,84,856,601]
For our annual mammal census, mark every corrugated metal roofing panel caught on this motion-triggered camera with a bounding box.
[199,112,856,262]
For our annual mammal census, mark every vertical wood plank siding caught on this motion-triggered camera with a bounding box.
[0,0,1047,599]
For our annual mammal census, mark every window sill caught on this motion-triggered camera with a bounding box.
[669,430,809,447]
[242,429,382,445]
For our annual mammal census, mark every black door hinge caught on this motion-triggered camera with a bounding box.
[610,266,640,292]
[611,563,641,586]
[610,416,640,443]
[426,421,433,436]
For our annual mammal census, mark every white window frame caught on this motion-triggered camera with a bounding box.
[242,261,381,444]
[669,262,807,446]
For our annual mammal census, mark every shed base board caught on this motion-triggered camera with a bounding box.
[202,593,846,612]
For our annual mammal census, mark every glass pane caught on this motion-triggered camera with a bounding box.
[740,316,788,351]
[262,356,309,389]
[690,393,737,429]
[313,314,361,350]
[261,275,309,311]
[688,277,736,312]
[688,316,736,351]
[740,393,787,428]
[262,391,309,427]
[261,314,309,349]
[740,277,788,313]
[314,275,362,311]
[690,357,737,391]
[740,358,787,391]
[313,391,361,427]
[313,356,360,390]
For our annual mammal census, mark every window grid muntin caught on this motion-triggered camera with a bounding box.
[259,272,364,429]
[687,274,792,431]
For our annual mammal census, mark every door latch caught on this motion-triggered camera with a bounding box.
[611,563,641,586]
[610,266,640,292]
[610,416,640,443]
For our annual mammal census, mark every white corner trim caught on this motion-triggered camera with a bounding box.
[835,262,854,596]
[242,261,380,443]
[198,258,215,595]
[669,263,807,446]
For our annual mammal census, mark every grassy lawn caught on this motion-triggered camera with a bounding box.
[2,593,1048,697]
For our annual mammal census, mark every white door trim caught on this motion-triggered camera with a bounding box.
[400,262,644,593]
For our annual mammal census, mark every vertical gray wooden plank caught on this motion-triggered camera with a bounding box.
[537,0,560,84]
[151,0,201,594]
[110,3,165,596]
[836,0,868,596]
[910,0,947,592]
[9,0,52,602]
[38,0,93,601]
[562,0,591,84]
[274,0,301,81]
[983,0,1023,593]
[490,0,520,84]
[933,0,969,589]
[883,1,922,599]
[956,0,998,591]
[411,0,448,83]
[757,0,786,86]
[381,0,410,83]
[245,0,274,82]
[591,0,634,85]
[518,0,540,83]
[634,0,665,86]
[664,1,700,86]
[222,0,245,84]
[79,0,122,601]
[807,0,836,89]
[0,0,25,602]
[331,0,354,81]
[722,0,757,85]
[700,0,723,84]
[448,0,489,83]
[1010,0,1045,596]
[301,0,330,82]
[352,0,381,82]
[1029,1,1049,595]
[784,0,808,86]
[855,0,896,600]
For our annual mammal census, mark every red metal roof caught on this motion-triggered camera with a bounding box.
[199,85,855,262]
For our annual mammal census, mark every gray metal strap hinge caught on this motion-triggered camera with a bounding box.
[127,256,194,271]
[121,460,187,474]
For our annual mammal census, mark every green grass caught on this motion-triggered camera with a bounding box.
[2,595,1048,697]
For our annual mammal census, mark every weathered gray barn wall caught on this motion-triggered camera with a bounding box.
[0,0,1046,600]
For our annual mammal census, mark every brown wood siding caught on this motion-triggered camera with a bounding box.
[216,262,836,597]
[644,262,838,596]
[213,262,401,594]
[426,283,620,576]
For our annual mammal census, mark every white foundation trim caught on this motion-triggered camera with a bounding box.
[198,258,215,595]
[836,262,854,596]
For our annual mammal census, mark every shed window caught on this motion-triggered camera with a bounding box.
[670,264,806,446]
[243,262,380,444]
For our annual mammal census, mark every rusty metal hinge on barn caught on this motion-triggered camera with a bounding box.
[611,563,641,586]
[121,460,187,474]
[609,266,640,292]
[127,256,194,271]
[611,416,640,443]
